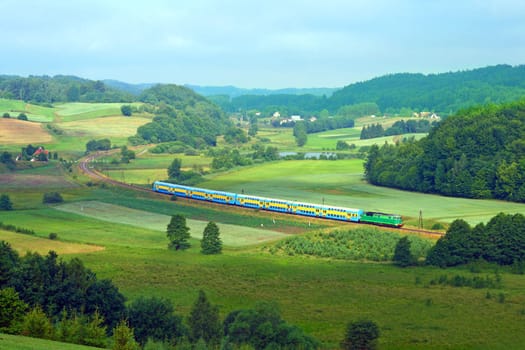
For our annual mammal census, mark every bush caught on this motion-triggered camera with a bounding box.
[17,113,28,121]
[341,319,380,350]
[43,192,64,204]
[49,233,58,240]
[431,222,445,230]
[120,105,133,116]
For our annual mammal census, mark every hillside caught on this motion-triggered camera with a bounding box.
[222,65,525,116]
[329,64,525,113]
[132,84,231,147]
[364,99,525,202]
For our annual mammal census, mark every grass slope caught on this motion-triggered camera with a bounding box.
[0,98,55,122]
[0,333,101,350]
[59,116,151,138]
[0,229,104,255]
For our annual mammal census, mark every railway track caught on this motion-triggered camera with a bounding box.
[79,152,444,237]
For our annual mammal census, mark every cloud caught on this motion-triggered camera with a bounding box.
[1,0,525,87]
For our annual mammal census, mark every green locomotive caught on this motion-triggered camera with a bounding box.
[360,212,403,227]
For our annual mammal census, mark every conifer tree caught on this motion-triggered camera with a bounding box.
[0,194,13,211]
[201,222,222,254]
[393,236,413,267]
[166,214,191,250]
[112,320,140,350]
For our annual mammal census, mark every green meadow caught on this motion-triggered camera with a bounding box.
[54,102,145,121]
[0,333,101,350]
[56,201,289,246]
[0,98,56,122]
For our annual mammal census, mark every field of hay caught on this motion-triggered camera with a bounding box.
[0,230,104,255]
[0,118,52,144]
[59,116,151,138]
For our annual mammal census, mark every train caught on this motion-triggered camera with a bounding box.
[152,181,403,228]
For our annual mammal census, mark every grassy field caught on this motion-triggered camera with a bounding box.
[0,98,56,122]
[59,116,151,138]
[0,101,153,157]
[0,333,101,350]
[256,115,426,152]
[56,201,289,246]
[54,102,144,121]
[0,229,104,255]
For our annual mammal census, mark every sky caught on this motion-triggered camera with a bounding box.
[1,0,525,88]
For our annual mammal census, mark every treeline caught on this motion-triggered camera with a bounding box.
[364,99,525,202]
[426,213,525,268]
[275,115,355,134]
[130,84,231,148]
[360,119,436,139]
[0,75,133,103]
[214,65,525,116]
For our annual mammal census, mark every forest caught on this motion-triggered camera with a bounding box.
[0,75,134,103]
[364,99,525,202]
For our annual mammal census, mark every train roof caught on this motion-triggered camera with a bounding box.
[237,192,362,212]
[155,181,363,213]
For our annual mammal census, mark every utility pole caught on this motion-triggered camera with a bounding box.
[418,209,423,229]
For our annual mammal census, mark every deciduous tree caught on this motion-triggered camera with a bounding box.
[167,158,182,179]
[127,296,184,346]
